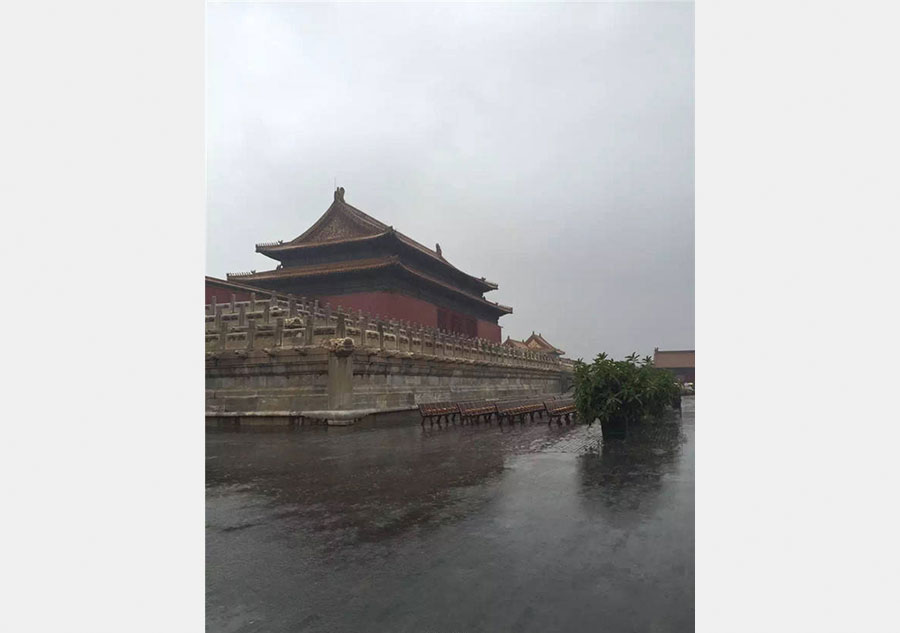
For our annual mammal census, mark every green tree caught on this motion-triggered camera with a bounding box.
[573,352,681,435]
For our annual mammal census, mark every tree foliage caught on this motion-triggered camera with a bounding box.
[573,352,681,428]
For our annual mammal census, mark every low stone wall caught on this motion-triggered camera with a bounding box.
[349,352,565,410]
[207,347,568,424]
[205,293,571,425]
[206,347,331,414]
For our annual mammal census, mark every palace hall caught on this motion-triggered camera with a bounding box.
[215,188,512,342]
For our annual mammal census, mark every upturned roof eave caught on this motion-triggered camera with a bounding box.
[256,230,499,293]
[226,257,512,316]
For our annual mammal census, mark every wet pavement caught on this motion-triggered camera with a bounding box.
[207,397,694,632]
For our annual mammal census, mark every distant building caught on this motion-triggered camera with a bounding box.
[653,348,695,383]
[222,188,512,342]
[504,332,566,358]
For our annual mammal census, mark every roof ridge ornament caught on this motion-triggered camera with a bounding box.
[435,243,442,257]
[334,186,345,202]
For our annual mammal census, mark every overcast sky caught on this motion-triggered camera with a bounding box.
[207,2,693,362]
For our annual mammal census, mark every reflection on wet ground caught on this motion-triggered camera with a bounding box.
[207,397,694,632]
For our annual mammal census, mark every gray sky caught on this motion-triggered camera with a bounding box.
[207,2,693,362]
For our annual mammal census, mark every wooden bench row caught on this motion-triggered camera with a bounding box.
[418,402,459,423]
[418,396,577,426]
[496,399,547,423]
[544,398,577,424]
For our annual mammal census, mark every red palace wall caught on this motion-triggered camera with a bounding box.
[206,284,255,304]
[476,320,502,342]
[315,291,503,343]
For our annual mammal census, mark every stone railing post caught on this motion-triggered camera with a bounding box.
[273,317,284,348]
[217,320,227,352]
[230,294,236,313]
[326,338,355,414]
[238,303,247,327]
[377,321,385,350]
[288,294,296,317]
[325,303,332,321]
[304,313,314,345]
[247,319,256,351]
[263,303,270,325]
[359,313,368,347]
[209,295,217,316]
[250,292,256,312]
[214,304,223,331]
[336,312,346,338]
[356,316,366,347]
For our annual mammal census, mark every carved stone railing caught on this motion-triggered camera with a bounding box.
[204,292,565,372]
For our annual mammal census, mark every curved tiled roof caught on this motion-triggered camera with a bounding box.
[228,257,398,281]
[255,191,499,291]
